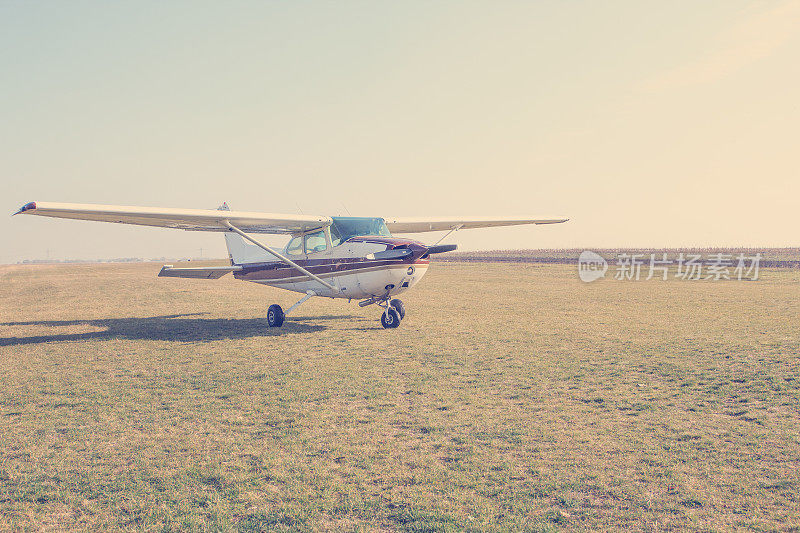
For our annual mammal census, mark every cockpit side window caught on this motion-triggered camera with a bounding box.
[286,235,304,255]
[304,230,327,254]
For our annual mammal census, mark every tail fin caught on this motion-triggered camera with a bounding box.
[224,233,276,265]
[218,203,276,265]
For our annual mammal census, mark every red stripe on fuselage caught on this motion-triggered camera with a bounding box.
[234,257,429,282]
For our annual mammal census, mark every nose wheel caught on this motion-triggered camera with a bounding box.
[389,299,406,320]
[379,298,405,328]
[381,307,401,328]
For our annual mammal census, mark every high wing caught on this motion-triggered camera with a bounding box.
[13,202,330,234]
[385,216,569,233]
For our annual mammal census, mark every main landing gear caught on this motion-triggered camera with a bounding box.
[267,290,315,328]
[267,304,285,327]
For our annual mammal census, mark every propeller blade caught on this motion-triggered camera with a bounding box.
[425,244,458,254]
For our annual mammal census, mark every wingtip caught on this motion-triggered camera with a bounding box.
[535,217,570,225]
[13,201,37,216]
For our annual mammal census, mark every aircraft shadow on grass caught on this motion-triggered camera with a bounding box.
[0,313,362,346]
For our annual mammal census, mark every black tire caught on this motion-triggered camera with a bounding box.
[389,299,406,320]
[381,307,401,329]
[267,304,284,327]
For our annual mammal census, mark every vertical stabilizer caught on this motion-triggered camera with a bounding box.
[218,203,276,265]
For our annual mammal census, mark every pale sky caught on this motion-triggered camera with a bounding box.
[2,1,799,262]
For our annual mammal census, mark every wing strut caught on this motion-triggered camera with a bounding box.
[434,224,463,245]
[222,221,338,292]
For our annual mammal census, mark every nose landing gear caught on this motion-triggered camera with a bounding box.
[380,307,401,328]
[378,298,405,329]
[389,299,406,320]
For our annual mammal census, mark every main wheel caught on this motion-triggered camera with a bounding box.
[389,299,406,320]
[267,304,285,327]
[381,307,401,329]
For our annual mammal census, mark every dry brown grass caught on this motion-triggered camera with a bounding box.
[1,262,799,531]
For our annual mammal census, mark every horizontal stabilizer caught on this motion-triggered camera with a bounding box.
[158,265,242,279]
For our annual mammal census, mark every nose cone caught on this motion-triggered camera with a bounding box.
[404,241,429,261]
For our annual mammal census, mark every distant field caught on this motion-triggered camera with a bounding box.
[438,248,800,268]
[1,262,799,531]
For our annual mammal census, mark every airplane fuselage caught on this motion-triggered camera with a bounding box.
[233,236,429,300]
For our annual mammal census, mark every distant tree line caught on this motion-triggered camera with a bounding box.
[434,248,800,269]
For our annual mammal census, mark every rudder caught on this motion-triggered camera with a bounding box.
[218,203,276,265]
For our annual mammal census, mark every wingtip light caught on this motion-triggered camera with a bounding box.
[13,202,37,216]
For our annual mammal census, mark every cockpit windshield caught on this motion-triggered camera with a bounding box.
[330,217,391,246]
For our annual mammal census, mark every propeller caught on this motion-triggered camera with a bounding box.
[425,244,457,255]
[365,243,457,261]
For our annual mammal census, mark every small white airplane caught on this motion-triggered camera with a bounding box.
[14,201,568,328]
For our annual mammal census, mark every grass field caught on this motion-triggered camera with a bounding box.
[1,262,799,531]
